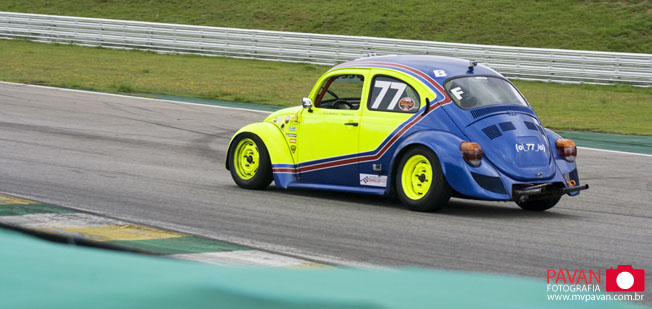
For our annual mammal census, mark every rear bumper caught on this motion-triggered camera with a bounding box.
[512,183,589,203]
[445,156,586,201]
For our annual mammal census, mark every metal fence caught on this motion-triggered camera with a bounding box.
[1,11,651,86]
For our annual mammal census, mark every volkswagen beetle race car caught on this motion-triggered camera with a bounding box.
[226,55,588,212]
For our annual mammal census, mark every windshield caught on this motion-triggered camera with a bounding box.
[444,76,528,109]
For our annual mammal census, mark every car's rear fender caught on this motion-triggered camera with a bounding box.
[225,122,295,170]
[543,128,581,195]
[388,130,511,199]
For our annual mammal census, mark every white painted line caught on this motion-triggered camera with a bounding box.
[579,146,652,158]
[172,250,314,267]
[4,82,651,157]
[0,212,126,228]
[0,81,273,114]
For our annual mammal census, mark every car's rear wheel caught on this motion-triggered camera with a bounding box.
[516,196,561,211]
[395,146,451,212]
[228,133,273,189]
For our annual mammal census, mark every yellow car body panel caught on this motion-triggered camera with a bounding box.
[228,122,295,167]
[358,68,436,154]
[228,67,437,175]
[297,68,370,163]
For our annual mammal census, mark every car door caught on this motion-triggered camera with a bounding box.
[297,70,369,186]
[357,70,427,185]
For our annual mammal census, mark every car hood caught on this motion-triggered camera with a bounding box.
[444,105,556,181]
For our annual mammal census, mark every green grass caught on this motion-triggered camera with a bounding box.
[1,40,323,106]
[513,81,652,135]
[1,0,650,53]
[2,39,651,135]
[2,1,650,135]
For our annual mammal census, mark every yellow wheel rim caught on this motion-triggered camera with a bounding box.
[233,138,259,180]
[401,154,433,200]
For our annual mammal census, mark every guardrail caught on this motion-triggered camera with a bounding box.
[1,11,651,86]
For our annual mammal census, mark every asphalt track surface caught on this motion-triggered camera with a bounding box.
[1,83,650,299]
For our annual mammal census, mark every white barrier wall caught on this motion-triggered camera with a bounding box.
[1,12,651,86]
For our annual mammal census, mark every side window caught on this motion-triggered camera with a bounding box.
[368,76,421,113]
[314,75,364,110]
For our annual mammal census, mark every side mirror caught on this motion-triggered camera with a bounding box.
[302,97,313,113]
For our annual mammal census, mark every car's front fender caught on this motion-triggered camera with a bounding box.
[225,122,295,170]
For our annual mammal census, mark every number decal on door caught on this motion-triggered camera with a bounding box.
[368,75,421,113]
[370,81,407,110]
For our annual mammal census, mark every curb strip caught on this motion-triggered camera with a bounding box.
[0,193,325,268]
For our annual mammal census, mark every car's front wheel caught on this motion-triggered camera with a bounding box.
[395,146,451,212]
[516,196,561,211]
[228,133,273,189]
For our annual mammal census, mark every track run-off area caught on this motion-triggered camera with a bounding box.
[1,82,650,300]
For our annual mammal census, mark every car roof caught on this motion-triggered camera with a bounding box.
[333,55,504,88]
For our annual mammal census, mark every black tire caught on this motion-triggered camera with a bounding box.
[395,146,451,212]
[227,133,273,190]
[516,196,561,211]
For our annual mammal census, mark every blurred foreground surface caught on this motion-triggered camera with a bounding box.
[0,228,643,309]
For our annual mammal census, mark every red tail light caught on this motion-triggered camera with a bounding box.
[556,139,577,162]
[460,142,482,167]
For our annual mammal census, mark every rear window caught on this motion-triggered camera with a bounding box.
[444,76,528,109]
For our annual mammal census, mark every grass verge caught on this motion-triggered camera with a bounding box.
[2,39,651,135]
[1,0,650,53]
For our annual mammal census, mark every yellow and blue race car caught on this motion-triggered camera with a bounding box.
[226,55,588,212]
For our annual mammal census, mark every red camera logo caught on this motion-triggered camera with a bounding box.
[606,265,645,292]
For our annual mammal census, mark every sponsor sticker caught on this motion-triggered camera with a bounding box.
[359,173,387,187]
[398,97,416,111]
[285,115,290,124]
[290,145,296,153]
[288,126,297,131]
[289,138,296,143]
[286,133,297,138]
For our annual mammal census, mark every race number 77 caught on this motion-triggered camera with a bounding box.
[371,81,407,110]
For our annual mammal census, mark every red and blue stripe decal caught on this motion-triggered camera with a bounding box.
[272,61,452,174]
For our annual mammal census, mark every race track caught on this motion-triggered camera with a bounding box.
[1,83,650,295]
